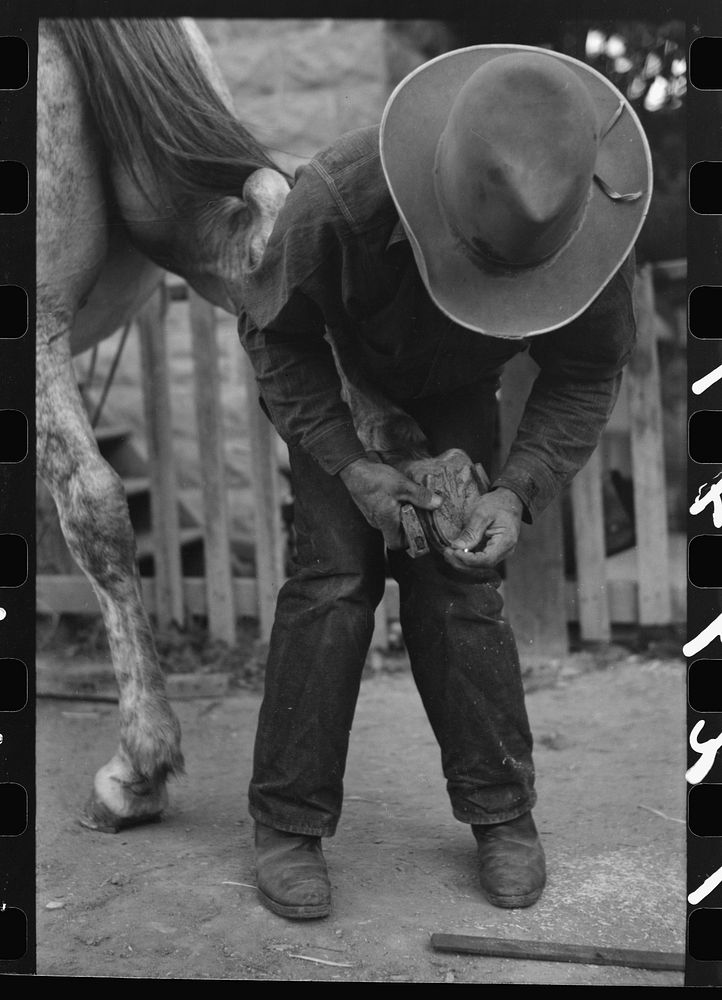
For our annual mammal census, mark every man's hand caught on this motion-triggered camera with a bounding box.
[339,454,442,549]
[443,487,522,573]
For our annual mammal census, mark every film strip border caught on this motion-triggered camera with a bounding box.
[0,0,715,983]
[686,6,722,987]
[0,0,35,977]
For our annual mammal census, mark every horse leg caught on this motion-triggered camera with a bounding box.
[37,312,184,832]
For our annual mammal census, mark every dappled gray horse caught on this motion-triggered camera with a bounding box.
[38,18,427,832]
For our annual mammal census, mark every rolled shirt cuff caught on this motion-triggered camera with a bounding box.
[304,420,368,476]
[491,464,558,525]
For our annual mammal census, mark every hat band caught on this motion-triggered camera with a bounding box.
[593,100,644,203]
[432,159,593,274]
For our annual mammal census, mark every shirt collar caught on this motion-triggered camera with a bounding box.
[385,217,408,252]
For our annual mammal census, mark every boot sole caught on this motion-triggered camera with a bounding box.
[482,885,544,908]
[257,887,331,920]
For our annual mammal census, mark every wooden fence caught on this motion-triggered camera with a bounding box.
[37,262,686,658]
[499,261,685,660]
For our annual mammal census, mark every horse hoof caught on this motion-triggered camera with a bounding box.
[80,795,165,834]
[80,758,170,833]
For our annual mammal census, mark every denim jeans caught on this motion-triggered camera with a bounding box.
[248,381,537,836]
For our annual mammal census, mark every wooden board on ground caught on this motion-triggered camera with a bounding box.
[430,933,684,972]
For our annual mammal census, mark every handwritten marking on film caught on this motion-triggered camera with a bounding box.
[684,613,722,659]
[689,864,722,905]
[686,463,722,905]
[693,363,722,396]
[686,722,722,902]
[690,473,722,528]
[687,720,722,784]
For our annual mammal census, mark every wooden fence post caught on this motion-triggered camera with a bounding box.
[240,351,285,643]
[371,595,389,651]
[137,283,185,629]
[570,447,611,642]
[189,290,237,646]
[627,265,672,626]
[499,351,568,662]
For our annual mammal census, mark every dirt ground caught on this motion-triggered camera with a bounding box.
[36,652,685,984]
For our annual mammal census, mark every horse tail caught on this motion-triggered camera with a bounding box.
[55,18,286,204]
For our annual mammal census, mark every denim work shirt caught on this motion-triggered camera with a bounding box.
[239,126,637,522]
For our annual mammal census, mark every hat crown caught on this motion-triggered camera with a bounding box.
[434,52,601,268]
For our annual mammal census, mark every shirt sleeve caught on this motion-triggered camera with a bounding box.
[239,302,367,476]
[491,252,637,522]
[238,163,367,475]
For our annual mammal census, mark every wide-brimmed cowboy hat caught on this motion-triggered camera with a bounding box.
[379,45,653,338]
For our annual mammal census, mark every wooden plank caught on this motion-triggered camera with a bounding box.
[650,258,686,282]
[570,448,610,642]
[38,575,258,619]
[627,266,672,625]
[37,572,687,626]
[566,578,638,626]
[371,594,389,650]
[136,285,185,628]
[499,351,568,661]
[37,660,230,702]
[430,933,684,972]
[188,290,236,646]
[240,351,285,642]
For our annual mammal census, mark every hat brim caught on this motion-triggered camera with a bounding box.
[379,45,653,339]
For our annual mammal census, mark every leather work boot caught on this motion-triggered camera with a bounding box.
[472,812,546,909]
[254,822,331,919]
